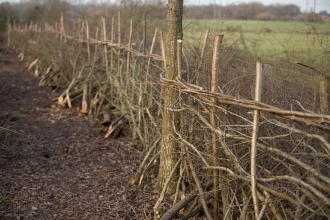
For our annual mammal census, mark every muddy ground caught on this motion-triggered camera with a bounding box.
[0,49,158,219]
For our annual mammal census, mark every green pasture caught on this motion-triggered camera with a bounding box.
[183,19,330,67]
[191,19,330,33]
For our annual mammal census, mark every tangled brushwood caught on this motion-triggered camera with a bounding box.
[7,9,330,219]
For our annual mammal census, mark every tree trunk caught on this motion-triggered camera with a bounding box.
[155,0,183,194]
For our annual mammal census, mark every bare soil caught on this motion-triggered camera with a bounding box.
[0,49,157,219]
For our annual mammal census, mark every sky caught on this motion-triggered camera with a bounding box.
[1,0,329,13]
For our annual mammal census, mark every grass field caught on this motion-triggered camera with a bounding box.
[183,19,330,67]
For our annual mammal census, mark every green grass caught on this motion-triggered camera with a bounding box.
[189,20,330,33]
[183,19,330,67]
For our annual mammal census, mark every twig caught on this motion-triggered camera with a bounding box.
[135,138,161,184]
[186,152,213,220]
[160,182,213,220]
[179,191,213,220]
[295,62,322,75]
[294,195,307,220]
[154,157,182,219]
[257,191,270,220]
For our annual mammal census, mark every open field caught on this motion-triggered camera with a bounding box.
[192,19,330,33]
[183,19,330,67]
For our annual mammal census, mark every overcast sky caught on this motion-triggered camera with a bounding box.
[1,0,329,13]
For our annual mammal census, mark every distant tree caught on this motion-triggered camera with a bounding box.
[319,10,328,15]
[233,2,264,19]
[232,3,248,19]
[0,3,8,30]
[21,0,44,23]
[256,12,276,21]
[0,2,8,40]
[41,0,72,24]
[0,2,18,31]
[185,2,301,21]
[298,12,323,22]
[185,5,203,19]
[280,4,300,17]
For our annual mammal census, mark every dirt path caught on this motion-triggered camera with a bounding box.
[0,50,156,219]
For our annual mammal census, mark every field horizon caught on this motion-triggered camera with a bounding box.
[182,19,330,70]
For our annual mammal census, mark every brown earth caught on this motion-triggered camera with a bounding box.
[0,49,158,219]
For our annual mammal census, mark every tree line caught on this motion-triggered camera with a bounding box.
[0,0,325,29]
[184,2,325,21]
[186,2,300,20]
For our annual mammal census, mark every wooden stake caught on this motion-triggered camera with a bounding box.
[159,28,166,68]
[80,20,84,51]
[81,82,88,113]
[251,61,263,219]
[211,34,223,220]
[198,29,210,70]
[145,28,159,104]
[102,16,109,76]
[320,74,329,141]
[110,17,114,70]
[60,12,65,42]
[117,9,121,77]
[143,12,147,55]
[86,20,91,63]
[118,9,121,47]
[320,75,329,115]
[126,19,133,79]
[177,40,182,80]
[78,19,81,41]
[146,28,158,76]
